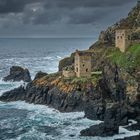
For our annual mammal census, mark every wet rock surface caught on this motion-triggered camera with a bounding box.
[80,122,119,137]
[3,66,31,82]
[34,71,48,80]
[0,83,85,112]
[115,134,140,140]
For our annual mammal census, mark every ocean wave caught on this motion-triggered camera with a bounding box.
[0,55,60,78]
[0,101,139,140]
[0,79,24,96]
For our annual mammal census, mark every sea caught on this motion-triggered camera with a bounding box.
[0,38,139,140]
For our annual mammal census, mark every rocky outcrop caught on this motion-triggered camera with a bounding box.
[3,66,31,82]
[85,62,127,119]
[0,86,26,101]
[116,134,140,140]
[34,71,48,80]
[80,122,119,137]
[82,102,129,137]
[0,81,86,112]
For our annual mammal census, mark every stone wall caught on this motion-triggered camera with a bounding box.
[62,70,75,78]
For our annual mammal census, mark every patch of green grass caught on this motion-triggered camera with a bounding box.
[71,74,102,85]
[107,44,140,70]
[71,77,89,84]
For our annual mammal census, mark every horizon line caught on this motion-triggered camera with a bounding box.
[0,36,95,39]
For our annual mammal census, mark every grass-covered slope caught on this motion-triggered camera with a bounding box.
[106,45,140,71]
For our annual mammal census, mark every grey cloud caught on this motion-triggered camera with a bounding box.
[0,0,41,14]
[0,0,138,37]
[44,0,134,9]
[30,0,137,25]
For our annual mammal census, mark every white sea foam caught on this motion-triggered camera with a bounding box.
[1,101,139,140]
[0,79,24,96]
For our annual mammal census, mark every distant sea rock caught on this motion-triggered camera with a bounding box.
[3,66,31,82]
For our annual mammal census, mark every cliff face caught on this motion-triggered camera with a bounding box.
[90,2,140,49]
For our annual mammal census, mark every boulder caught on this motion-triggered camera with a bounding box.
[80,122,119,137]
[3,66,31,82]
[34,71,48,80]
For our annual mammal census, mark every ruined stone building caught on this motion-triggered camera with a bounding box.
[62,50,92,78]
[62,65,75,78]
[115,28,140,52]
[74,50,92,78]
[115,29,132,52]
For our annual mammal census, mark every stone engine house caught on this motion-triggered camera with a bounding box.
[75,50,92,78]
[62,50,92,78]
[115,29,132,52]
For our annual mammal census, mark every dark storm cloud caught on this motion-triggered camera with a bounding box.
[0,0,41,13]
[44,0,133,8]
[0,0,137,37]
[0,0,136,25]
[34,0,135,25]
[0,0,134,14]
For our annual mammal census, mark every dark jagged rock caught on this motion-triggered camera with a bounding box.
[0,81,86,112]
[34,71,48,80]
[85,62,127,124]
[125,122,140,131]
[0,86,26,102]
[115,134,140,140]
[80,122,119,137]
[82,103,129,137]
[3,66,31,82]
[82,62,130,137]
[104,103,128,126]
[84,101,105,120]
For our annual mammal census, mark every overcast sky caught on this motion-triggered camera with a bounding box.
[0,0,137,38]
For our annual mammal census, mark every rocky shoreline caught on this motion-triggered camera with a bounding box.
[0,64,140,139]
